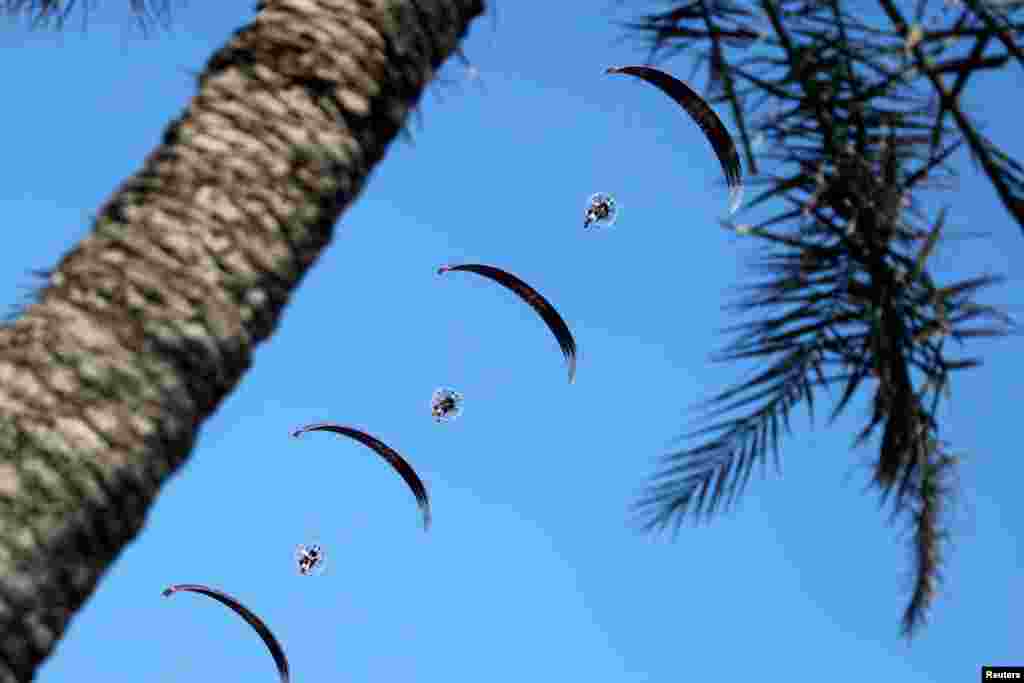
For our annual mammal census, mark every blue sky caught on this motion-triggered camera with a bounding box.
[2,1,1022,681]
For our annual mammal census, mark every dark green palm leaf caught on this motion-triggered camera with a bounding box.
[622,0,1017,639]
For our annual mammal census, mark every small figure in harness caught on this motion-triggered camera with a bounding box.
[584,192,619,229]
[295,543,326,576]
[431,387,465,423]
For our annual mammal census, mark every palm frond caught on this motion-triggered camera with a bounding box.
[1,0,175,33]
[634,343,822,536]
[621,0,1017,639]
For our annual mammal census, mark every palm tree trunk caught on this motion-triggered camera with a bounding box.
[0,1,484,680]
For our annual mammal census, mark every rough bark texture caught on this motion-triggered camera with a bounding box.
[0,1,484,679]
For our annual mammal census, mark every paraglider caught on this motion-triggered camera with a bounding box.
[161,583,290,683]
[294,543,327,576]
[431,387,464,423]
[437,263,577,384]
[291,423,431,531]
[605,65,743,214]
[584,192,619,229]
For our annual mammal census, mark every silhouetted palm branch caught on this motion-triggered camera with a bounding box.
[622,0,1018,639]
[2,0,175,32]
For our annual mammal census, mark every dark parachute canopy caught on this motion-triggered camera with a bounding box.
[292,422,431,531]
[162,583,290,683]
[438,263,578,384]
[606,65,743,214]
